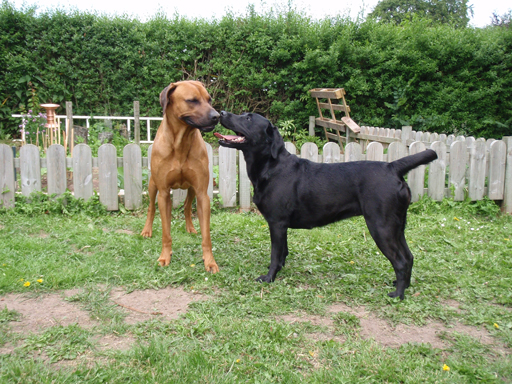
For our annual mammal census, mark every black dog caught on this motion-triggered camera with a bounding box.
[216,112,437,299]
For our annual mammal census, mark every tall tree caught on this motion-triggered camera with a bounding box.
[368,0,472,28]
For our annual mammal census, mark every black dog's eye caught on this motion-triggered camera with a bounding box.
[246,115,252,121]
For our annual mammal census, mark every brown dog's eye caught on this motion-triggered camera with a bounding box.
[186,99,199,104]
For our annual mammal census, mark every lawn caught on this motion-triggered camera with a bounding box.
[0,194,511,383]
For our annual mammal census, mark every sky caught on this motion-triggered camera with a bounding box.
[10,0,512,28]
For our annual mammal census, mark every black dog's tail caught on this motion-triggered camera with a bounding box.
[391,149,438,178]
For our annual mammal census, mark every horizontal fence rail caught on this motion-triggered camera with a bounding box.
[1,135,512,213]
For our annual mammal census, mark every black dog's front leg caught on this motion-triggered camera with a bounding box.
[257,225,288,283]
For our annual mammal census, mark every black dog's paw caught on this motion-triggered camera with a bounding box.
[388,290,405,300]
[256,274,274,283]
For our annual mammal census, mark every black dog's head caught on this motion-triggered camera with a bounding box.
[216,111,284,159]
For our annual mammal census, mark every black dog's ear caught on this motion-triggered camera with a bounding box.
[159,83,178,115]
[266,122,283,159]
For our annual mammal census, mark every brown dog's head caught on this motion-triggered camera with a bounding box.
[160,80,219,132]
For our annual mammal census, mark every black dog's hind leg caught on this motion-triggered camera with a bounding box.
[258,224,288,283]
[364,217,412,300]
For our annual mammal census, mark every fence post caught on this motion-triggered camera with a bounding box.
[309,116,315,136]
[134,101,140,145]
[66,102,73,153]
[502,136,512,213]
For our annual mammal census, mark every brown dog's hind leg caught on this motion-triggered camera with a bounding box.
[184,187,198,234]
[141,177,158,238]
[157,190,173,267]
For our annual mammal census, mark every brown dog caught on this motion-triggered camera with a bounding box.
[141,81,220,273]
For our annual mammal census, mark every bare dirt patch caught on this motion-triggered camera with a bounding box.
[0,291,99,334]
[278,302,509,352]
[111,286,205,324]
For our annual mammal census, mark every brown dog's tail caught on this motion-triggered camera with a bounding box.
[391,149,438,178]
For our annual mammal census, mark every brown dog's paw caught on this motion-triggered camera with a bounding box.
[204,262,219,274]
[158,253,172,267]
[140,228,153,238]
[186,225,198,234]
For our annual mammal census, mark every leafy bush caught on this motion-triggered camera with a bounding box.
[1,3,511,139]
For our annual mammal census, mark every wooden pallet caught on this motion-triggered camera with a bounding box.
[309,88,360,145]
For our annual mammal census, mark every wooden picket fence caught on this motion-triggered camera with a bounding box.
[1,133,512,213]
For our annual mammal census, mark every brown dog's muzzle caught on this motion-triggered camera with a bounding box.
[183,109,220,132]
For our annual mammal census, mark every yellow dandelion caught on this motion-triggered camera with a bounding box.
[350,261,355,264]
[443,364,450,371]
[23,281,31,287]
[309,351,315,357]
[505,238,509,241]
[190,264,195,268]
[236,359,241,363]
[453,217,459,221]
[494,323,499,329]
[19,278,24,282]
[37,279,43,283]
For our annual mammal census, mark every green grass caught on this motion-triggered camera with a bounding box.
[0,194,511,383]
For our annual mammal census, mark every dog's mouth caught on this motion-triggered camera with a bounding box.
[214,132,246,144]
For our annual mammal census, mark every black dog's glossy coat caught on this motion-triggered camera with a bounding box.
[218,111,438,299]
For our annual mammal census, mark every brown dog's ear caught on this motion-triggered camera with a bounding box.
[267,123,283,159]
[159,83,178,115]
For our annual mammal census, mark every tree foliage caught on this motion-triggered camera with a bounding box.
[368,0,472,28]
[1,2,511,139]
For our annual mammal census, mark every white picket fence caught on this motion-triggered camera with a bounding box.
[1,134,511,213]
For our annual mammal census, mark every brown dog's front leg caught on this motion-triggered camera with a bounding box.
[196,192,219,273]
[141,177,158,238]
[157,190,173,267]
[184,187,198,234]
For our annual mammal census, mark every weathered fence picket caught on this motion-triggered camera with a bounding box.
[323,142,341,163]
[219,146,237,207]
[98,144,118,211]
[428,141,447,201]
[366,142,384,161]
[20,144,41,196]
[469,140,486,201]
[73,144,93,201]
[0,144,15,208]
[408,141,426,202]
[239,151,251,211]
[123,144,142,210]
[488,140,507,200]
[46,144,67,197]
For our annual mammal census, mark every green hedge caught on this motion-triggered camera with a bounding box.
[1,3,511,138]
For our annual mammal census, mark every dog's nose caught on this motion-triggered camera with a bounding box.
[210,110,220,123]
